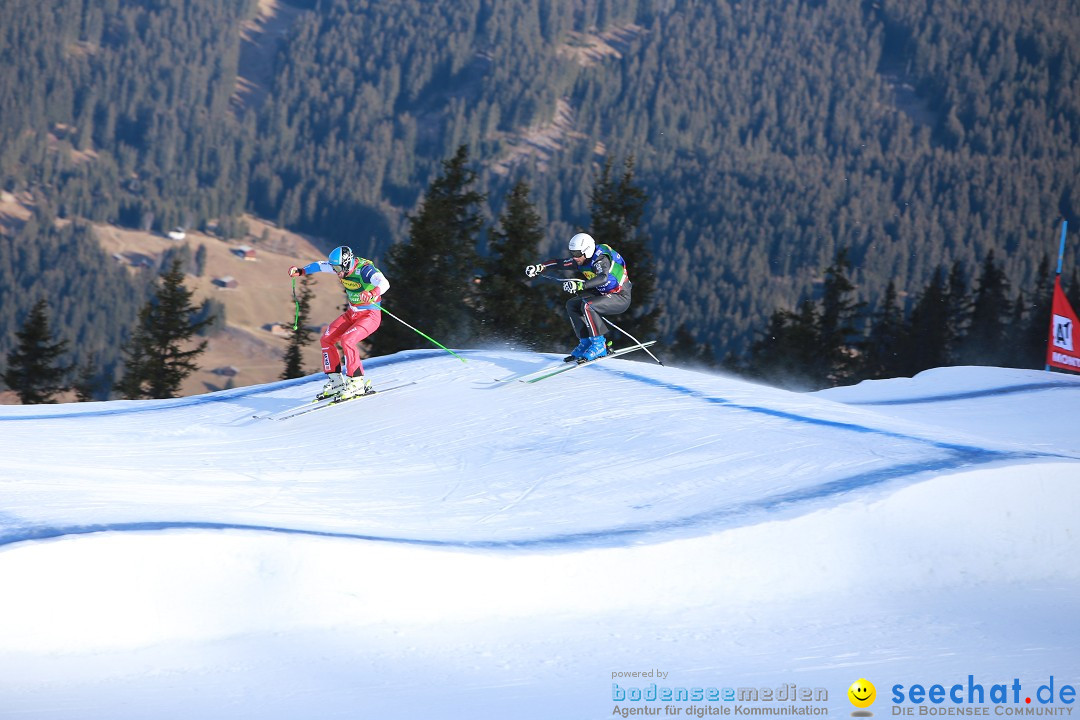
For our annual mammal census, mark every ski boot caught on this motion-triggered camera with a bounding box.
[315,372,347,400]
[338,374,374,400]
[564,337,591,362]
[580,335,609,362]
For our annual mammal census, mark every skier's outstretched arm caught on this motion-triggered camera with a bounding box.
[524,258,576,277]
[288,260,336,276]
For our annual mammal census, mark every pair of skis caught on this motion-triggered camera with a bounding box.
[254,381,417,421]
[257,340,656,419]
[496,341,657,384]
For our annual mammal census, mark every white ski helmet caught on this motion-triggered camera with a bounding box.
[568,232,596,259]
[328,245,355,273]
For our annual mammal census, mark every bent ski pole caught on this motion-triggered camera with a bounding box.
[375,304,468,364]
[605,318,664,366]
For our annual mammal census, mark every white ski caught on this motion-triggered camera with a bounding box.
[496,341,657,384]
[257,381,418,421]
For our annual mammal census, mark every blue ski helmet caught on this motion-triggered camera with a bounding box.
[328,246,355,274]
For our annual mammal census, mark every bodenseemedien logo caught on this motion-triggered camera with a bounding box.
[609,674,828,718]
[849,678,876,716]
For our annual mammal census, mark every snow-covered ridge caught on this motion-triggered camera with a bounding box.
[1,353,1078,719]
[2,352,1076,549]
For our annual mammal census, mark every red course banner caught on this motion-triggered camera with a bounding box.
[1047,276,1080,372]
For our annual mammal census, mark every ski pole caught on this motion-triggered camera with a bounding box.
[374,303,468,364]
[604,317,664,366]
[532,273,568,286]
[291,277,300,330]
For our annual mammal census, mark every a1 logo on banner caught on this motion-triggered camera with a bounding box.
[1053,314,1074,351]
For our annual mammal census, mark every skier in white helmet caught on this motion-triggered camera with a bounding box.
[525,232,632,362]
[289,245,389,399]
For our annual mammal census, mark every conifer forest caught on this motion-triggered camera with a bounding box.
[1,0,1078,395]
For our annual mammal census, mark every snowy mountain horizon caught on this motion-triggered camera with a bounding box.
[1,350,1078,719]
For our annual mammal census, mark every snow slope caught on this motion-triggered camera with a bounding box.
[0,350,1078,719]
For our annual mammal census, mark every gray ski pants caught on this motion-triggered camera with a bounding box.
[566,282,632,339]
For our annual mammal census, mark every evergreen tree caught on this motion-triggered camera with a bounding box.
[589,156,660,342]
[119,258,210,399]
[749,300,820,390]
[281,276,316,380]
[861,280,906,380]
[478,180,560,349]
[903,266,953,374]
[2,299,70,404]
[959,250,1012,366]
[814,248,864,385]
[1019,255,1053,369]
[114,334,151,401]
[375,145,486,355]
[746,249,864,388]
[194,298,227,337]
[946,261,972,351]
[667,323,712,367]
[194,244,208,277]
[1007,290,1028,368]
[72,353,104,403]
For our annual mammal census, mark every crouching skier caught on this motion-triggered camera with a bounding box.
[289,245,389,400]
[525,232,632,362]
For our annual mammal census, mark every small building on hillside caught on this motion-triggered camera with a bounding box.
[232,245,256,261]
[265,322,290,337]
[212,275,238,289]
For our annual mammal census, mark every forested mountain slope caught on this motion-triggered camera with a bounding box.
[1,0,1076,368]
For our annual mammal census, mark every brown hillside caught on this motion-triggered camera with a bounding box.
[95,217,362,397]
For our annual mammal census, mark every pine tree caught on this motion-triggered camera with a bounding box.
[1019,255,1053,368]
[194,244,208,277]
[746,249,864,388]
[814,248,864,385]
[72,353,104,402]
[2,299,70,404]
[115,330,152,401]
[749,300,820,390]
[589,156,660,343]
[375,145,486,354]
[119,257,210,399]
[861,280,906,380]
[904,266,953,374]
[959,250,1012,366]
[946,261,972,352]
[478,180,561,349]
[282,275,315,380]
[667,323,713,367]
[1007,290,1028,368]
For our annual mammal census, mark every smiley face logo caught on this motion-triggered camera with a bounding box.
[848,679,876,709]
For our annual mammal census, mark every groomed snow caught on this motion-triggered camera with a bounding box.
[1,350,1078,719]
